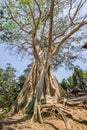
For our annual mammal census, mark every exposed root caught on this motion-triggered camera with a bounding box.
[37,105,43,124]
[40,103,71,130]
[39,101,87,129]
[31,102,71,129]
[60,96,87,107]
[68,96,87,102]
[62,108,87,124]
[56,107,71,130]
[31,103,43,124]
[65,100,85,106]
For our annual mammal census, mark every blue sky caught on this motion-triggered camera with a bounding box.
[0,42,87,82]
[0,41,72,81]
[0,43,30,76]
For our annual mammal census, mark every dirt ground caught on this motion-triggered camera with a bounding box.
[0,105,87,130]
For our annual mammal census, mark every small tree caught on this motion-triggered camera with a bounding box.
[61,67,87,92]
[0,0,87,126]
[0,64,18,108]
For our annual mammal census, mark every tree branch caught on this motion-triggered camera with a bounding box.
[34,0,42,33]
[53,24,72,42]
[69,0,87,24]
[28,4,36,27]
[52,21,87,56]
[5,3,32,35]
[48,0,55,53]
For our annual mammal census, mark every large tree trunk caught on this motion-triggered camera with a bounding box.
[12,0,66,123]
[13,60,65,113]
[13,39,65,123]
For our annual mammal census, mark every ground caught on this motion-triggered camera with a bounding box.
[0,105,87,130]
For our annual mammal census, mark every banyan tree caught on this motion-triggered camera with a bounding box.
[0,0,87,129]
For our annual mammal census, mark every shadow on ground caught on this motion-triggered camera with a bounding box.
[0,115,31,130]
[45,122,60,130]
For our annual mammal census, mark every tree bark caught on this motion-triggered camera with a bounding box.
[13,61,65,110]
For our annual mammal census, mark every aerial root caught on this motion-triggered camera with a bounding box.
[37,105,43,124]
[31,103,43,124]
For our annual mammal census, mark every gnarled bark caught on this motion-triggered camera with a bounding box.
[12,35,65,126]
[13,60,65,113]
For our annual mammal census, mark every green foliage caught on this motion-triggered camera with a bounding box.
[17,75,26,91]
[60,79,68,91]
[0,107,9,121]
[72,67,83,86]
[0,63,32,109]
[0,64,18,108]
[61,67,87,91]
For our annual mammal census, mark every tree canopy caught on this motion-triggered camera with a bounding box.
[0,0,87,69]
